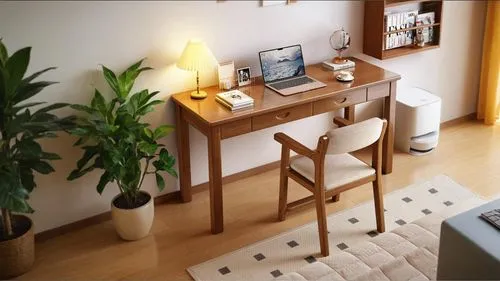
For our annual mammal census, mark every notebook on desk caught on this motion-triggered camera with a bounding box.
[258,44,326,96]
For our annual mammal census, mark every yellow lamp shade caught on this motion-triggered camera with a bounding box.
[176,40,217,72]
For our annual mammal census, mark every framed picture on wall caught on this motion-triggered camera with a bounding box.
[261,0,296,7]
[262,0,286,6]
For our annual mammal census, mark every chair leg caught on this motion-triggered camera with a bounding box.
[314,191,329,257]
[278,174,289,221]
[372,177,385,233]
[332,194,340,202]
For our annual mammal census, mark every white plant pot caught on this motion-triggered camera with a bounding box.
[111,191,154,241]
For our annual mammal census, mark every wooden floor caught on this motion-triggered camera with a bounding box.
[20,120,500,281]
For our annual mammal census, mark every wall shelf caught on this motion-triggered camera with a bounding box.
[385,0,439,8]
[363,0,443,60]
[382,43,439,59]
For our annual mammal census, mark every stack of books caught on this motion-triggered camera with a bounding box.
[322,59,355,71]
[215,90,254,111]
[384,10,418,50]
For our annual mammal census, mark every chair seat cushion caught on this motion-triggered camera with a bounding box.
[290,154,375,191]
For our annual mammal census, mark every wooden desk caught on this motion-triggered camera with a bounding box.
[172,58,401,234]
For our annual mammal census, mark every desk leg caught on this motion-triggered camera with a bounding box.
[382,82,396,174]
[208,126,223,234]
[344,105,355,123]
[175,104,192,203]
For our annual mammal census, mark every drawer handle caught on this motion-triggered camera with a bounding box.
[275,112,291,120]
[333,97,348,105]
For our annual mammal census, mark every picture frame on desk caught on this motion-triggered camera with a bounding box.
[237,67,251,87]
[218,61,236,90]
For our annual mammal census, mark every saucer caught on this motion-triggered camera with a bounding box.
[336,74,354,82]
[336,71,354,82]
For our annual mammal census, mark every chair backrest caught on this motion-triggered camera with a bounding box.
[325,117,385,155]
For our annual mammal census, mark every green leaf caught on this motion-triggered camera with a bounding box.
[13,81,58,104]
[19,166,36,193]
[0,39,8,65]
[96,171,112,194]
[70,104,96,115]
[136,100,163,116]
[117,62,152,99]
[138,141,158,156]
[125,59,145,73]
[55,115,77,130]
[40,152,61,160]
[13,139,42,159]
[143,91,160,105]
[102,65,121,99]
[155,173,165,192]
[159,148,170,163]
[34,102,68,114]
[67,165,95,181]
[5,46,31,96]
[6,109,31,135]
[144,128,153,139]
[0,69,6,105]
[125,89,148,116]
[29,112,57,123]
[106,98,119,123]
[90,89,107,114]
[0,177,34,214]
[12,101,46,113]
[76,146,99,169]
[20,67,56,84]
[166,167,178,178]
[73,137,88,146]
[153,125,175,140]
[68,127,90,136]
[32,161,55,174]
[33,132,58,139]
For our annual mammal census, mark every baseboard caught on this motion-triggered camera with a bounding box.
[35,157,292,241]
[440,112,476,129]
[35,212,111,242]
[36,114,477,241]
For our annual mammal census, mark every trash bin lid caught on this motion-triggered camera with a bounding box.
[396,87,441,108]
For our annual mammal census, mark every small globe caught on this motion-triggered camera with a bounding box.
[329,29,350,51]
[329,29,350,64]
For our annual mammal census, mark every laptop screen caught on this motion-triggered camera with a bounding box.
[259,45,306,83]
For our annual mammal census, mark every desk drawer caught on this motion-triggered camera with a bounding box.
[252,103,312,131]
[313,89,366,115]
[220,119,252,139]
[367,83,390,101]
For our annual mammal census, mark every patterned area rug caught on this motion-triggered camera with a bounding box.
[187,175,485,281]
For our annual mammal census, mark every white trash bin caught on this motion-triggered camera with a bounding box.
[395,87,441,155]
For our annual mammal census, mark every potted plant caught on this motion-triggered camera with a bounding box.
[0,40,75,278]
[67,59,177,241]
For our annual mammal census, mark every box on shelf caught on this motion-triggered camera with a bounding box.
[416,12,435,43]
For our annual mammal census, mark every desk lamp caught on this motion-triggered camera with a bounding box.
[177,40,217,99]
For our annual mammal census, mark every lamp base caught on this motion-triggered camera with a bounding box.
[190,90,208,99]
[332,56,349,64]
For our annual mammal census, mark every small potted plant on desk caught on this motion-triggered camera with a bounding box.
[0,39,75,278]
[68,59,177,241]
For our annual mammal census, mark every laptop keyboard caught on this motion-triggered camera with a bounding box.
[270,77,314,90]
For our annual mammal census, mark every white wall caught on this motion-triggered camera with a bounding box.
[0,1,486,233]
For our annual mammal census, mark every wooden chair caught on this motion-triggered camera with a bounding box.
[274,117,388,257]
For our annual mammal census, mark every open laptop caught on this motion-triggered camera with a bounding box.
[259,44,326,96]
